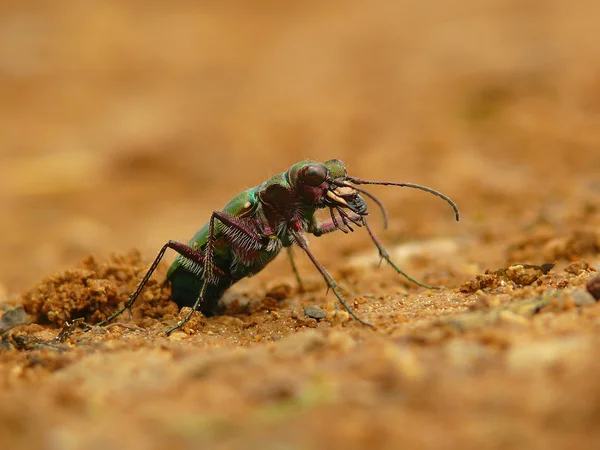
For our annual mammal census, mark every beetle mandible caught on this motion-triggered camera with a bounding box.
[97,159,459,334]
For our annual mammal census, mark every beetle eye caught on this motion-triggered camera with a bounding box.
[301,164,327,187]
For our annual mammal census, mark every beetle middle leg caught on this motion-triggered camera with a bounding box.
[286,246,305,292]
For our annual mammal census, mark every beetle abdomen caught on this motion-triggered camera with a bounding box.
[168,267,228,317]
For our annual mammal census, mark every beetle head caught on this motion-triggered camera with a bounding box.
[287,159,368,216]
[286,159,460,231]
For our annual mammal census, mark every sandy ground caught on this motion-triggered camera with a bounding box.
[1,1,600,449]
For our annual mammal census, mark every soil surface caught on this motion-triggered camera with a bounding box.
[2,2,600,449]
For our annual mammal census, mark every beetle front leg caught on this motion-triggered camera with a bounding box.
[362,218,439,289]
[311,219,339,236]
[314,212,438,289]
[96,240,210,326]
[311,210,363,236]
[291,230,372,327]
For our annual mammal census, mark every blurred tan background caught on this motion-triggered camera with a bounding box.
[1,0,599,295]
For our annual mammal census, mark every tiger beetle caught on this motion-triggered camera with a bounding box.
[97,159,459,334]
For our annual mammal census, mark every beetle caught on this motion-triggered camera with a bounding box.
[97,159,459,334]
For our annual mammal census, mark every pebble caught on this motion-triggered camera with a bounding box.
[0,306,29,334]
[303,306,326,320]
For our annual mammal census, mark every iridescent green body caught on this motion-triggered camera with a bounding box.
[165,161,348,316]
[165,187,282,316]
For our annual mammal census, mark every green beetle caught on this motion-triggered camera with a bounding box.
[98,159,459,334]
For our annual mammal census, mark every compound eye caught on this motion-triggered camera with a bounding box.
[301,164,327,187]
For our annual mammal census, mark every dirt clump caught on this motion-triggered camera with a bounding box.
[18,251,175,327]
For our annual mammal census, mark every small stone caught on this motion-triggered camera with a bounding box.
[586,274,600,301]
[303,306,326,320]
[0,306,30,334]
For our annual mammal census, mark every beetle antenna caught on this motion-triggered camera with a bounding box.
[347,177,460,221]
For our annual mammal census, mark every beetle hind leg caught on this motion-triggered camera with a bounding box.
[96,240,209,327]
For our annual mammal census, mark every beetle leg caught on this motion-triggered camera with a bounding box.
[339,213,354,232]
[362,218,439,289]
[329,207,348,234]
[165,210,266,335]
[210,210,265,248]
[286,246,305,292]
[337,208,363,227]
[96,240,209,326]
[312,210,363,236]
[311,219,337,236]
[291,230,372,327]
